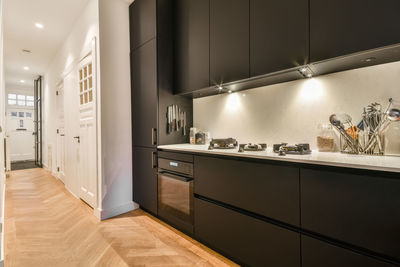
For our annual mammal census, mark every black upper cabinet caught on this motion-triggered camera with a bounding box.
[210,0,249,85]
[130,0,156,50]
[310,0,400,62]
[174,0,210,94]
[250,0,308,76]
[131,39,158,148]
[301,168,400,261]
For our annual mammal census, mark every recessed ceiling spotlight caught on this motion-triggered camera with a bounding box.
[35,23,44,29]
[20,80,25,83]
[22,49,32,54]
[23,66,29,70]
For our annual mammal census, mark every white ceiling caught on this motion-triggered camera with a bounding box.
[3,0,90,90]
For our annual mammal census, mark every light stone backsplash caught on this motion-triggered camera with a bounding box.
[194,61,400,155]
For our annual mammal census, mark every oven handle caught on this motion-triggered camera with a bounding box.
[158,171,193,182]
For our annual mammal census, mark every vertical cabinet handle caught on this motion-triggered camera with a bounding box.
[151,128,157,146]
[151,151,157,169]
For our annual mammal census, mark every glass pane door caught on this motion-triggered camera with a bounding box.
[34,76,42,167]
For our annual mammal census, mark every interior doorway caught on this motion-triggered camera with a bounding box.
[6,80,39,171]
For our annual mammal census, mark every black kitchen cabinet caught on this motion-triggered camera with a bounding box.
[174,0,210,94]
[133,147,158,215]
[250,0,308,76]
[130,0,156,50]
[301,168,400,260]
[210,0,249,85]
[195,156,300,226]
[131,39,158,148]
[310,0,400,62]
[302,236,396,267]
[195,198,300,267]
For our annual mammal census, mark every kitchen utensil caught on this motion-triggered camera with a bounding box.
[329,114,359,152]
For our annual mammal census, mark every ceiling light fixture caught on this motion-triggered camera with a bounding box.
[35,23,44,29]
[20,80,25,83]
[23,66,29,70]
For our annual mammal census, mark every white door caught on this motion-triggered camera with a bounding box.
[56,84,66,183]
[77,50,97,208]
[64,67,80,195]
[7,110,35,162]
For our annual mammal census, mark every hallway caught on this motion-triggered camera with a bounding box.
[4,169,237,267]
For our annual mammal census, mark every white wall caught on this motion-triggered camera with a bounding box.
[97,0,136,219]
[194,61,400,155]
[43,0,99,172]
[0,0,5,263]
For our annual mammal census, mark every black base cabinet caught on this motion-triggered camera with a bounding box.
[302,235,396,267]
[133,147,157,215]
[301,168,400,261]
[194,156,299,226]
[194,198,300,267]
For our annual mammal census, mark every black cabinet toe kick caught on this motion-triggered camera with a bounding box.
[194,194,400,266]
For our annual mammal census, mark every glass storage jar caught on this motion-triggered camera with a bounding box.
[317,123,335,152]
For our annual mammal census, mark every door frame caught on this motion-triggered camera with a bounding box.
[34,76,42,167]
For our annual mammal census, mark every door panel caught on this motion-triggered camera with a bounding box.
[78,52,97,208]
[56,85,66,183]
[210,0,249,85]
[7,111,35,161]
[250,0,308,76]
[131,39,158,148]
[64,67,80,194]
[133,147,157,214]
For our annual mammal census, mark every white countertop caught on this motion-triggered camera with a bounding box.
[158,144,400,173]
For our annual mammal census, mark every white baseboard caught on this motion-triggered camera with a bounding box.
[95,201,139,220]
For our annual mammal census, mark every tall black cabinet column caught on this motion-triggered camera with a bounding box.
[129,0,193,215]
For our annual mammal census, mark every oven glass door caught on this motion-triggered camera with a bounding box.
[158,172,194,224]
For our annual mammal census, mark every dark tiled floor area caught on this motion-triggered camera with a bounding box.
[11,160,39,171]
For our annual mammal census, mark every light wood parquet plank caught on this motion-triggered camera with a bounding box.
[5,168,239,267]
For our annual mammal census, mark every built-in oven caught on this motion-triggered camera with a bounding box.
[157,157,194,235]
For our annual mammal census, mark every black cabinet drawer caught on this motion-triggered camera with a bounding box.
[302,235,396,267]
[195,198,300,267]
[133,147,158,215]
[157,151,193,163]
[301,168,400,260]
[310,0,400,62]
[194,156,299,226]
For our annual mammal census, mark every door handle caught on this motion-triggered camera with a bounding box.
[151,151,157,169]
[73,136,80,143]
[151,128,157,146]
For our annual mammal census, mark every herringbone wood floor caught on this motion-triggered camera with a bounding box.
[5,168,238,267]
